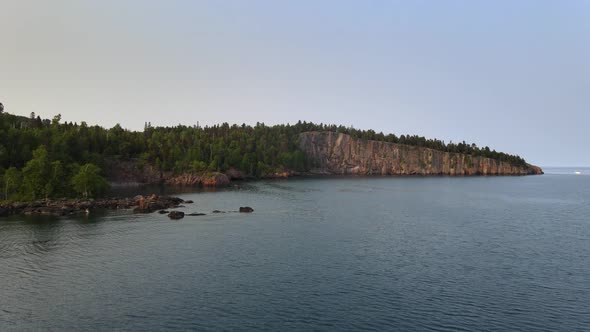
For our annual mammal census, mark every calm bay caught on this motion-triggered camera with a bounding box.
[1,170,589,331]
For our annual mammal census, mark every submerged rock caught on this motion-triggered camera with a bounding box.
[187,213,206,216]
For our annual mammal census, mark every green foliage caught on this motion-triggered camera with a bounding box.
[0,110,530,201]
[45,161,66,199]
[256,161,272,177]
[71,163,109,198]
[208,158,219,172]
[2,167,21,201]
[21,146,50,200]
[192,161,207,173]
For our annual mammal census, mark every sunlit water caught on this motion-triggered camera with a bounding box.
[1,174,589,331]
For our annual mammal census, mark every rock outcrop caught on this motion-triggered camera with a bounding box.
[168,211,185,220]
[165,172,230,187]
[133,195,184,213]
[106,160,231,187]
[299,132,543,176]
[0,195,184,217]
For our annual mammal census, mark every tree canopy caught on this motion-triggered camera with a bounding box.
[0,111,529,200]
[72,163,108,198]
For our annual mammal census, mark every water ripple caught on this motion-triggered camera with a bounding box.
[1,176,590,331]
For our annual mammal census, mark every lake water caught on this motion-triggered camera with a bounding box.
[1,172,589,331]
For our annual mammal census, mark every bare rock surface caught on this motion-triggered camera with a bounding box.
[168,211,185,220]
[299,132,543,176]
[0,195,184,217]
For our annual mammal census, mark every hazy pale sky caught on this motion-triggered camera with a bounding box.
[1,0,589,166]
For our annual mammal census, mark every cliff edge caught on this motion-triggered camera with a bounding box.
[299,132,543,176]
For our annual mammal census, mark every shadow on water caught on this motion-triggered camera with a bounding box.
[0,209,134,260]
[107,183,251,197]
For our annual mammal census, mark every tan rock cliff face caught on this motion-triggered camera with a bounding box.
[298,132,543,176]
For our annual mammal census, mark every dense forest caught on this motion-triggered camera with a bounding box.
[0,105,528,201]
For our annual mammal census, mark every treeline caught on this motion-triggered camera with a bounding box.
[316,125,528,167]
[0,112,111,201]
[0,109,528,200]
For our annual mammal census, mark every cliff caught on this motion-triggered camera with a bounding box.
[298,132,543,176]
[104,132,542,186]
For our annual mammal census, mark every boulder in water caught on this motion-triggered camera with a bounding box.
[168,211,185,220]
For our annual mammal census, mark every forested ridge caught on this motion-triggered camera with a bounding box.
[0,107,528,200]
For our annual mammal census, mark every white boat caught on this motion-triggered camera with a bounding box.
[575,171,582,175]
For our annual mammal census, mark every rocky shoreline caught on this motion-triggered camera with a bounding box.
[0,194,184,217]
[106,161,300,187]
[0,193,256,219]
[105,134,543,189]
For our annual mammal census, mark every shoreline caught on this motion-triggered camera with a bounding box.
[117,169,545,187]
[1,172,545,218]
[0,194,255,218]
[0,195,185,217]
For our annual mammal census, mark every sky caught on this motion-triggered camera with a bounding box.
[1,1,588,166]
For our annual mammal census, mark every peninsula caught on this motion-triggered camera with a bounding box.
[0,110,542,204]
